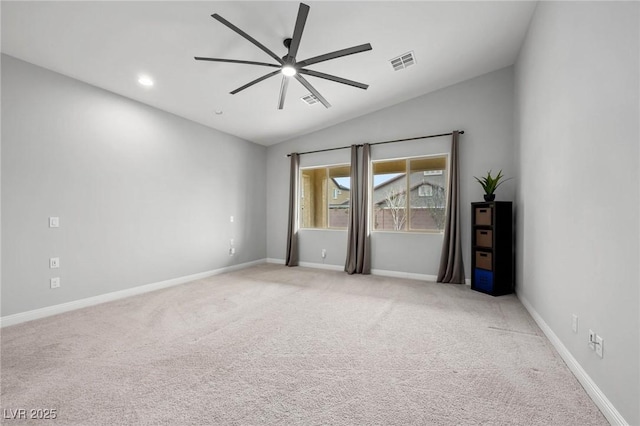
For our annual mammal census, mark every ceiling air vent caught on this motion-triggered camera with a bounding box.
[301,93,320,105]
[390,51,416,71]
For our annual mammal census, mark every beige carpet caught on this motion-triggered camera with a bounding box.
[1,264,607,425]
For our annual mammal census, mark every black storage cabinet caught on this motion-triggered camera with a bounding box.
[471,201,514,296]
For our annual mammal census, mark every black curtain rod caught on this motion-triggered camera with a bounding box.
[286,130,464,157]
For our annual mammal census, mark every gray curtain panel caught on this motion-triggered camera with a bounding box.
[345,144,371,274]
[357,144,371,274]
[285,153,299,267]
[345,146,359,274]
[437,131,465,283]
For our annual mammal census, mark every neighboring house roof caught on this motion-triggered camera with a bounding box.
[330,178,350,191]
[326,173,446,207]
[373,174,405,191]
[372,173,445,206]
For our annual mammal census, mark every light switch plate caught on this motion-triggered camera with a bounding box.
[50,277,60,289]
[50,257,60,268]
[49,217,60,228]
[595,335,604,358]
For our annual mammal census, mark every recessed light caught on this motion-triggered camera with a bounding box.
[138,75,154,87]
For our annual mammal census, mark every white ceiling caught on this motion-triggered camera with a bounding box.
[1,1,536,146]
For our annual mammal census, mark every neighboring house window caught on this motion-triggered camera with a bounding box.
[300,165,350,229]
[418,185,433,197]
[372,155,447,232]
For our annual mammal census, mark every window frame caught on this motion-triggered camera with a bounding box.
[371,153,449,234]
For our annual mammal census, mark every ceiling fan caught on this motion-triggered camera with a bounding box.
[195,3,372,109]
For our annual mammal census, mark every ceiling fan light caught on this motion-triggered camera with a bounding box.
[138,75,154,87]
[281,65,297,77]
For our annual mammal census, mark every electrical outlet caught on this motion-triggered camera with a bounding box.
[588,329,596,350]
[230,238,234,246]
[50,257,60,269]
[595,335,604,358]
[230,216,234,223]
[321,249,327,259]
[571,314,578,333]
[50,277,60,289]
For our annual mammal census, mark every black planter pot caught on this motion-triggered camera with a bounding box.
[483,194,496,202]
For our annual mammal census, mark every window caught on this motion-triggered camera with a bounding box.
[418,185,433,197]
[300,165,350,229]
[372,155,447,232]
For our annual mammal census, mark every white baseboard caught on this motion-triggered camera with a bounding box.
[0,258,267,328]
[518,295,628,426]
[266,258,446,282]
[371,268,438,282]
[267,259,343,272]
[299,261,344,271]
[371,269,470,286]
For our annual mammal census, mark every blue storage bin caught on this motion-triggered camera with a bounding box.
[474,268,493,292]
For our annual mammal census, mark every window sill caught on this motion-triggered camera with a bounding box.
[372,230,444,235]
[299,228,348,232]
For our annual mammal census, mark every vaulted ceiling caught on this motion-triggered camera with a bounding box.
[1,1,537,145]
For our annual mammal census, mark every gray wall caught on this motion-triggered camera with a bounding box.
[515,2,639,424]
[267,67,516,277]
[1,55,267,316]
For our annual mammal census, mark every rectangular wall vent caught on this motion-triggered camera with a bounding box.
[390,51,416,71]
[301,94,319,105]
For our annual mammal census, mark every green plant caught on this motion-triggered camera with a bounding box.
[474,170,511,195]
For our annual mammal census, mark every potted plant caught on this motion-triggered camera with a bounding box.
[474,170,511,201]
